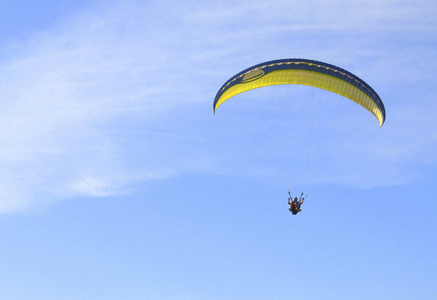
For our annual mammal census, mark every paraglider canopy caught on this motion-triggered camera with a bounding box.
[213,58,385,126]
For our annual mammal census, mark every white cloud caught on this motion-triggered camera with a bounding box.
[0,3,170,211]
[0,0,435,213]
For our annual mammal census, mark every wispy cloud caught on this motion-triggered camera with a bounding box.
[0,0,435,212]
[0,0,227,212]
[0,2,170,211]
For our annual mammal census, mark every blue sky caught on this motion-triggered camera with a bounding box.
[0,0,436,299]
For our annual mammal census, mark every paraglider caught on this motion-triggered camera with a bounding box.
[288,191,305,215]
[213,58,385,214]
[214,58,385,126]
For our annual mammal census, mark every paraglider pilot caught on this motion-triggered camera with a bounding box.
[288,191,304,215]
